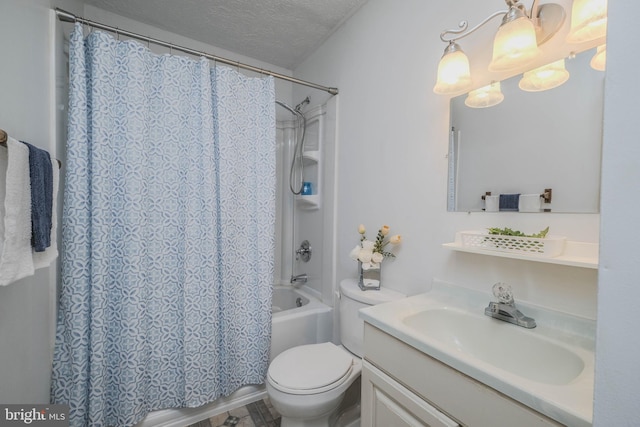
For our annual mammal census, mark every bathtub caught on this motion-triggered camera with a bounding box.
[137,285,332,427]
[270,285,333,361]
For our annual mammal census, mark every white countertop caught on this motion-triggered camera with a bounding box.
[359,282,595,427]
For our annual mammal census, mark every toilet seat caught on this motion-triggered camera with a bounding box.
[268,342,354,395]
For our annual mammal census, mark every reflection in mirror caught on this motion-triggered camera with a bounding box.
[447,49,603,213]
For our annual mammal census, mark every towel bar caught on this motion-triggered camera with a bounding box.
[0,128,62,169]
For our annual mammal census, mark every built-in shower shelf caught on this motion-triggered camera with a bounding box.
[302,151,320,163]
[296,194,320,209]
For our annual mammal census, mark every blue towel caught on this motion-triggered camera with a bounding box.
[499,194,520,211]
[22,141,53,252]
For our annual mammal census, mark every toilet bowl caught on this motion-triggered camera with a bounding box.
[266,279,405,427]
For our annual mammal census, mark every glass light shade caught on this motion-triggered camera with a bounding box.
[519,59,570,92]
[464,82,504,108]
[590,44,606,71]
[567,0,608,43]
[489,16,541,72]
[433,45,472,95]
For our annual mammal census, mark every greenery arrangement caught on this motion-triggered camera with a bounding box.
[487,226,550,238]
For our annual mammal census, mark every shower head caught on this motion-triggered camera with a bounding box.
[276,100,303,119]
[295,97,310,112]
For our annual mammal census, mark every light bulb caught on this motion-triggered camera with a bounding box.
[465,82,504,108]
[567,0,608,43]
[519,59,570,92]
[433,43,472,95]
[489,16,541,72]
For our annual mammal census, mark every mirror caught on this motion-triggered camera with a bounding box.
[447,49,604,213]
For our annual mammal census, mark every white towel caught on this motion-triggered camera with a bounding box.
[518,193,542,212]
[0,137,35,286]
[33,158,59,269]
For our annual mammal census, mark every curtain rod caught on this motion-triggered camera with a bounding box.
[54,8,339,96]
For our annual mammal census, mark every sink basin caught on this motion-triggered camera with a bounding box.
[402,308,585,385]
[358,282,595,427]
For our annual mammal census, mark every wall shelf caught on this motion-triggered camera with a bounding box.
[296,194,320,209]
[443,237,599,269]
[302,150,320,163]
[294,107,324,210]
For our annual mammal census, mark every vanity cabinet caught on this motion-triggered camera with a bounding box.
[362,360,459,427]
[361,323,563,427]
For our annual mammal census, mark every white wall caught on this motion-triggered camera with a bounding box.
[593,0,640,424]
[0,0,84,404]
[293,0,599,318]
[293,0,639,424]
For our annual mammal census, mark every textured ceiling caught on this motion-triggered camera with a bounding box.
[83,0,369,70]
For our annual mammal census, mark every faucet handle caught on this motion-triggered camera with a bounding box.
[492,282,514,304]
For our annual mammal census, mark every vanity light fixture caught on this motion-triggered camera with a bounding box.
[566,0,608,43]
[518,59,570,92]
[465,81,504,108]
[433,0,566,95]
[433,42,472,95]
[488,5,540,72]
[590,44,606,71]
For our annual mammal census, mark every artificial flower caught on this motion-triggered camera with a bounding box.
[389,234,402,245]
[351,224,402,269]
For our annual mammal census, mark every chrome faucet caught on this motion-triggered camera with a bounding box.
[290,273,308,284]
[484,283,536,329]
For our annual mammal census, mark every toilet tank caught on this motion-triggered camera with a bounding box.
[339,279,405,357]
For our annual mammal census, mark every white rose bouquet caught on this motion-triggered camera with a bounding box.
[349,224,402,270]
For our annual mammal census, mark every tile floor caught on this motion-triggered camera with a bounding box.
[188,398,281,427]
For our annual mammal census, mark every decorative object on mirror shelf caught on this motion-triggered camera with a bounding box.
[460,226,566,258]
[349,224,402,291]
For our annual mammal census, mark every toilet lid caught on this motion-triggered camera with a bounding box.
[268,342,354,394]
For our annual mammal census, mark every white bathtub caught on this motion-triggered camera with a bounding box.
[137,285,332,427]
[271,285,333,361]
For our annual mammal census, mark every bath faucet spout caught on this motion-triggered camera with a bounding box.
[484,283,536,329]
[290,273,308,284]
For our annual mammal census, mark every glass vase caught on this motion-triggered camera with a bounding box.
[358,261,381,291]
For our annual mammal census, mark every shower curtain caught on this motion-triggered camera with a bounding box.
[51,24,275,427]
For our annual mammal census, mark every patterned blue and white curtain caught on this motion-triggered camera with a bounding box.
[51,24,275,427]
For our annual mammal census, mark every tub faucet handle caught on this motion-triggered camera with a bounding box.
[296,240,312,262]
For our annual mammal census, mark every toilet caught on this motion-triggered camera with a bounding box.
[266,279,405,427]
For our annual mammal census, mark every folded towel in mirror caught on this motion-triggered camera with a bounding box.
[499,194,520,211]
[518,194,541,212]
